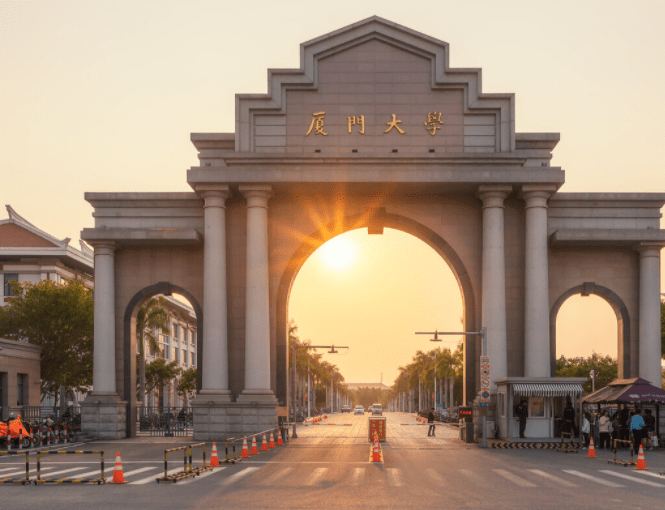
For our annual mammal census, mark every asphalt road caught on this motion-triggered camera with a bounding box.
[1,412,665,509]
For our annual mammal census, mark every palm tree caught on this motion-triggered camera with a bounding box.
[137,297,170,406]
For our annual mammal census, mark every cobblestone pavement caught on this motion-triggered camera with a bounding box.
[292,411,458,446]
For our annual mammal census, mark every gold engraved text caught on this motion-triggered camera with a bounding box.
[384,114,405,135]
[306,111,328,136]
[347,115,365,134]
[424,112,443,136]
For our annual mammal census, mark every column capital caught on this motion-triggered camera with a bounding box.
[239,184,273,208]
[477,184,512,208]
[195,184,231,205]
[635,242,665,257]
[89,241,117,256]
[520,184,558,208]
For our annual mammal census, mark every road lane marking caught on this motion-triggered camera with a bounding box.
[0,467,57,477]
[130,468,182,485]
[305,467,327,486]
[493,469,537,487]
[425,469,446,485]
[221,467,259,485]
[177,467,226,485]
[352,467,365,485]
[599,470,665,487]
[527,469,577,487]
[636,471,665,479]
[121,467,158,478]
[562,470,624,487]
[259,467,293,485]
[387,468,402,487]
[38,467,86,478]
[459,469,482,481]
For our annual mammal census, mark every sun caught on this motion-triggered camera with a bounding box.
[319,235,357,270]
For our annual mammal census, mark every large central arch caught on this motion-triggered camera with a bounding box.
[275,210,478,406]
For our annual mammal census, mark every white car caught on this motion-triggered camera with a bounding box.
[371,404,383,415]
[354,406,365,415]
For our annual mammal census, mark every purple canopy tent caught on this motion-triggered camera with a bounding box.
[583,378,664,437]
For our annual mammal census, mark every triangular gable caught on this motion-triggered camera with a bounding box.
[0,205,70,248]
[236,16,514,154]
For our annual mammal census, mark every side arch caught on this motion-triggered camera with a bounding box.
[275,210,478,407]
[549,282,630,378]
[123,282,203,437]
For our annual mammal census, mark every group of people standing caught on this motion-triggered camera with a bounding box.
[583,407,656,454]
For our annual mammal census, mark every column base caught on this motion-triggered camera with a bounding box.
[236,390,278,405]
[80,393,127,440]
[194,389,234,404]
[191,401,278,441]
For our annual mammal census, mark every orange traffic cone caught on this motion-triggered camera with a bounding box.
[324,415,327,419]
[586,437,596,458]
[634,444,648,470]
[277,431,283,446]
[112,452,125,483]
[261,433,269,451]
[372,432,381,463]
[210,442,220,467]
[251,435,259,455]
[269,431,276,449]
[241,436,250,458]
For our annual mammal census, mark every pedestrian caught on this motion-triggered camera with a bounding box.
[427,407,436,437]
[515,399,528,439]
[563,399,577,436]
[598,410,611,450]
[629,410,646,454]
[620,409,630,442]
[611,412,621,448]
[581,413,590,449]
[643,409,656,451]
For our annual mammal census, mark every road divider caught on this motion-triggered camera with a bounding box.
[156,443,211,483]
[0,451,30,484]
[556,432,578,453]
[34,450,105,484]
[609,439,635,466]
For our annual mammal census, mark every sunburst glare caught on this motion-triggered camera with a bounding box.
[318,235,357,270]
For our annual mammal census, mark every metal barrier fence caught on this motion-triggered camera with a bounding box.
[137,406,193,437]
[225,426,289,464]
[34,450,105,484]
[609,439,635,466]
[556,431,578,453]
[157,443,210,483]
[0,451,31,484]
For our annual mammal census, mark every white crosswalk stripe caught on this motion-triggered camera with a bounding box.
[425,469,446,485]
[130,468,182,485]
[120,467,158,478]
[458,469,482,481]
[259,467,292,486]
[493,469,536,487]
[636,471,665,480]
[599,470,665,488]
[0,466,57,478]
[387,468,402,486]
[177,467,226,485]
[221,467,259,485]
[351,467,365,485]
[38,467,86,479]
[562,470,624,488]
[305,467,327,486]
[527,469,577,487]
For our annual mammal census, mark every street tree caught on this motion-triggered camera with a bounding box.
[555,353,618,393]
[135,297,170,405]
[144,358,182,407]
[0,279,93,406]
[177,367,197,407]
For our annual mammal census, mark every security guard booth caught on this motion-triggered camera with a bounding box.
[494,377,586,441]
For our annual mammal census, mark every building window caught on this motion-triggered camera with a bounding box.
[183,329,189,344]
[175,347,180,363]
[173,324,180,341]
[3,274,18,296]
[191,351,195,366]
[17,374,26,406]
[191,331,196,346]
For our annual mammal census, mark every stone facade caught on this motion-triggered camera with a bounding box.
[80,17,665,439]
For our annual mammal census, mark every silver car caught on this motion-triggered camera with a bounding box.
[371,404,382,415]
[354,405,364,415]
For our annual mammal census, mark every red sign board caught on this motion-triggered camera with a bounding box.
[368,417,387,442]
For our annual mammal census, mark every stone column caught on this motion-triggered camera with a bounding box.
[238,185,276,402]
[91,242,117,395]
[478,185,511,387]
[196,185,232,402]
[522,185,557,377]
[637,243,664,385]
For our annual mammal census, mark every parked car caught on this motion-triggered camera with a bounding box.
[371,403,383,415]
[354,406,364,415]
[341,405,351,413]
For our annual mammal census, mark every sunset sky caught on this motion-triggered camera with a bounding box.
[1,1,663,385]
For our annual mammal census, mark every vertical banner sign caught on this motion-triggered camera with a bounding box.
[480,356,490,407]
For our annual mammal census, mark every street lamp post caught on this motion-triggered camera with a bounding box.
[291,343,348,439]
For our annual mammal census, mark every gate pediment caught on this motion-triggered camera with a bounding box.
[236,16,514,154]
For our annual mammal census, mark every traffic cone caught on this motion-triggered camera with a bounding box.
[372,432,381,462]
[634,444,648,470]
[277,431,283,446]
[210,442,220,467]
[261,433,269,451]
[586,437,596,458]
[269,431,276,449]
[112,452,126,483]
[251,435,259,455]
[241,436,250,458]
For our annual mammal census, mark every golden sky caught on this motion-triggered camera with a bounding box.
[1,1,663,385]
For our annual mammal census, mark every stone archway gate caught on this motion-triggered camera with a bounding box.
[79,17,665,440]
